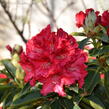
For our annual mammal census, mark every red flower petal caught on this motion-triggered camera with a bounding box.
[75,11,86,28]
[101,10,109,26]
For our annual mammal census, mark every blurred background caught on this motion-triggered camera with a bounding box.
[0,0,109,58]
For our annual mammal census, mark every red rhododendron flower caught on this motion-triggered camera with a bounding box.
[76,8,101,28]
[75,9,94,28]
[76,11,86,28]
[0,74,7,78]
[20,25,88,96]
[101,10,109,26]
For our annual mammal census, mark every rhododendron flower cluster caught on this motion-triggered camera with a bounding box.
[76,8,101,28]
[76,8,109,36]
[20,25,88,96]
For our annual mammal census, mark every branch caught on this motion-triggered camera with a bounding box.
[41,0,58,28]
[34,1,48,16]
[0,0,27,43]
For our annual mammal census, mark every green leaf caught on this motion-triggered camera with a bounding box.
[0,89,10,102]
[83,70,100,94]
[80,101,93,109]
[0,83,15,103]
[60,98,74,109]
[106,58,109,65]
[86,62,98,71]
[12,90,44,107]
[50,98,63,109]
[93,26,101,33]
[3,92,14,108]
[0,84,14,90]
[104,69,109,100]
[69,86,79,93]
[99,46,109,55]
[21,82,31,94]
[41,105,51,109]
[94,85,109,108]
[0,78,8,83]
[82,95,105,109]
[101,34,109,43]
[18,105,34,109]
[99,25,107,34]
[3,89,19,108]
[2,60,16,79]
[89,46,109,57]
[73,104,81,109]
[71,32,86,36]
[79,38,90,49]
[89,48,100,56]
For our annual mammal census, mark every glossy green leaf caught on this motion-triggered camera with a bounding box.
[99,46,109,55]
[2,60,16,79]
[50,98,63,109]
[94,85,109,108]
[60,98,74,109]
[83,70,100,94]
[0,90,9,102]
[42,105,51,109]
[89,48,100,56]
[89,46,109,57]
[21,82,31,95]
[18,105,34,109]
[82,95,105,109]
[12,90,44,107]
[0,78,8,83]
[101,34,109,43]
[79,38,90,49]
[99,25,107,34]
[0,84,14,90]
[104,69,109,100]
[73,104,81,109]
[80,102,93,109]
[3,89,19,108]
[106,58,109,65]
[3,92,14,108]
[71,32,85,36]
[93,26,101,33]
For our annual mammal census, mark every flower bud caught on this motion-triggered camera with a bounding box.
[16,68,25,80]
[6,45,12,53]
[13,45,23,55]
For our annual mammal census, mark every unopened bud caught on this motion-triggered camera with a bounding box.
[16,69,25,80]
[13,45,23,54]
[6,45,12,53]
